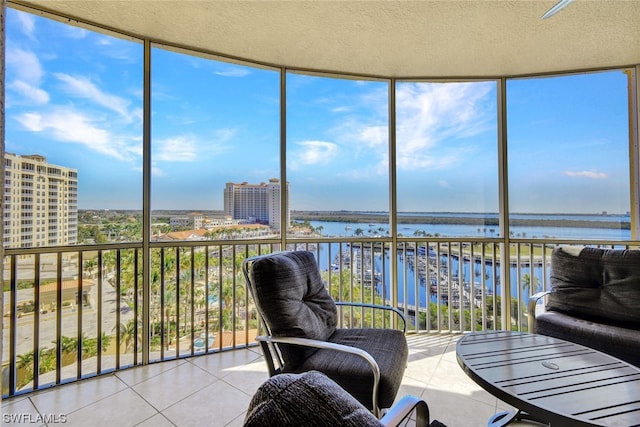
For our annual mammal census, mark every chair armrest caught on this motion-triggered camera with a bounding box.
[527,290,551,332]
[256,335,383,417]
[335,302,407,333]
[380,395,430,427]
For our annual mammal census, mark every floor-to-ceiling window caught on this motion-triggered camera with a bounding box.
[394,80,500,331]
[506,70,632,241]
[149,46,280,357]
[150,47,280,237]
[395,81,499,237]
[4,8,143,388]
[285,73,390,239]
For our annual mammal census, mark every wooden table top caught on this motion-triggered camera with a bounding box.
[456,331,640,427]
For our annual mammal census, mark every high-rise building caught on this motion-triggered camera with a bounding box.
[3,153,78,248]
[224,178,289,229]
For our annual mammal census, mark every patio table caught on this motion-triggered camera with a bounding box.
[456,330,640,426]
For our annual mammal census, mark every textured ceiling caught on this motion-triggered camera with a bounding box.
[10,0,640,78]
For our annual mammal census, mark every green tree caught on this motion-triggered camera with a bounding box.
[115,318,140,353]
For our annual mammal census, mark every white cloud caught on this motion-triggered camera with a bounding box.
[311,81,492,179]
[64,25,88,40]
[14,11,36,39]
[16,112,45,132]
[152,164,166,177]
[15,108,136,161]
[564,170,608,179]
[293,141,339,166]
[215,68,250,77]
[332,106,351,113]
[330,117,388,155]
[357,125,387,148]
[6,48,43,84]
[395,82,494,170]
[54,73,132,120]
[155,136,198,162]
[8,80,50,105]
[97,36,114,46]
[5,48,49,106]
[213,128,237,142]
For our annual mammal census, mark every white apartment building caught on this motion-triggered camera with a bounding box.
[3,153,78,248]
[223,178,289,229]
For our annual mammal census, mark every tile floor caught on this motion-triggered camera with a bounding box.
[2,334,531,427]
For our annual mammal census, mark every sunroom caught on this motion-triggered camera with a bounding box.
[1,1,640,426]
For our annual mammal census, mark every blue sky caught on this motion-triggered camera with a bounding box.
[5,8,631,215]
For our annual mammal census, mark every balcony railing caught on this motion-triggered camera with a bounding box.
[2,237,637,397]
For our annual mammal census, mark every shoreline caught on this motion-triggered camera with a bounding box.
[292,211,631,230]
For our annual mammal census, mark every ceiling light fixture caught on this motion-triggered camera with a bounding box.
[542,0,574,19]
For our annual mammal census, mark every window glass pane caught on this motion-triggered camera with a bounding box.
[5,9,143,247]
[507,71,631,240]
[286,73,390,238]
[395,81,499,237]
[4,8,143,390]
[151,48,280,239]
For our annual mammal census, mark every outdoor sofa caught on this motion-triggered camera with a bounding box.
[528,246,640,367]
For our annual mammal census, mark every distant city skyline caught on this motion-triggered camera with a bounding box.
[4,8,632,216]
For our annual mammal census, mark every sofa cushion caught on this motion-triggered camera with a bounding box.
[243,371,383,427]
[548,246,640,327]
[535,311,640,367]
[249,251,337,367]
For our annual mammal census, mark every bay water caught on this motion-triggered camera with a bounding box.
[308,213,631,308]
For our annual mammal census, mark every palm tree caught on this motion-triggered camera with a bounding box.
[114,318,140,353]
[193,251,207,280]
[521,273,540,295]
[60,336,78,355]
[16,351,34,370]
[163,284,177,349]
[82,333,111,358]
[83,255,98,278]
[101,249,119,286]
[37,347,56,375]
[178,269,193,334]
[220,276,246,330]
[102,222,118,241]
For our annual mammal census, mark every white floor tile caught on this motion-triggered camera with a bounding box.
[161,380,253,427]
[2,335,506,427]
[63,388,158,427]
[132,363,217,411]
[28,375,128,415]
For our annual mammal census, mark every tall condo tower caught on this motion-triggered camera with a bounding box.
[3,153,78,248]
[223,179,289,229]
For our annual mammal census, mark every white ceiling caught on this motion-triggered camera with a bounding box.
[10,0,640,78]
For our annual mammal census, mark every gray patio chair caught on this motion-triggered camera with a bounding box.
[243,370,430,427]
[242,250,409,418]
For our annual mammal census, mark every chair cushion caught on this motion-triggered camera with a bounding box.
[548,246,640,326]
[243,371,383,427]
[249,251,338,367]
[535,311,640,367]
[287,328,409,410]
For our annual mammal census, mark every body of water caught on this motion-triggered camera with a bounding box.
[310,215,631,240]
[308,213,632,310]
[316,243,519,309]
